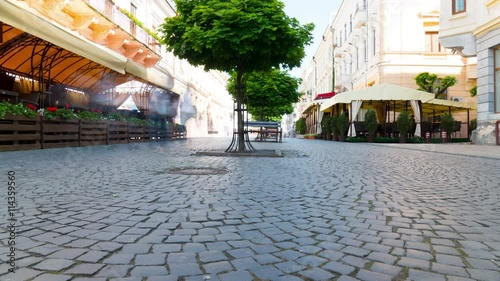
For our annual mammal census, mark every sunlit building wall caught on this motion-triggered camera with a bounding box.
[439,0,500,144]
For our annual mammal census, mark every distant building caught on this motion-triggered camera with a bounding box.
[439,0,500,144]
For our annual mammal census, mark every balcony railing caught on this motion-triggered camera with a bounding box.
[85,0,161,53]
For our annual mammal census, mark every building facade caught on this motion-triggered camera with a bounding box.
[297,0,476,135]
[439,0,500,144]
[0,0,232,138]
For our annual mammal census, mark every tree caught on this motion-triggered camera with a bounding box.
[414,72,457,99]
[227,69,302,121]
[159,0,314,152]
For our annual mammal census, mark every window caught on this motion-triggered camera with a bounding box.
[344,24,347,41]
[495,47,500,113]
[425,32,445,52]
[350,14,352,33]
[452,0,466,14]
[130,3,137,36]
[372,30,376,56]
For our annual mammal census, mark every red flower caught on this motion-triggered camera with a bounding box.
[65,104,71,109]
[97,109,101,113]
[47,107,58,112]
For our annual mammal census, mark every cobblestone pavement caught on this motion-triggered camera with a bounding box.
[1,138,499,281]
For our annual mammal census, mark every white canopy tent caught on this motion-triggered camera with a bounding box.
[320,84,476,137]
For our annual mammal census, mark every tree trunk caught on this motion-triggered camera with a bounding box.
[236,68,245,152]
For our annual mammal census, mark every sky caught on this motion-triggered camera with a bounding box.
[283,0,342,78]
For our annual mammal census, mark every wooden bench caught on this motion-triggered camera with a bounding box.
[245,121,282,142]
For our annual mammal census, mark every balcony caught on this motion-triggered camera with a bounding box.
[22,0,161,68]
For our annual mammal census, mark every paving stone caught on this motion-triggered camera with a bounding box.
[466,258,499,270]
[435,254,465,266]
[226,248,255,258]
[206,242,232,251]
[462,249,497,259]
[91,242,123,252]
[433,245,460,256]
[1,268,43,281]
[467,269,500,281]
[130,266,169,277]
[275,261,306,273]
[356,269,393,281]
[397,257,430,270]
[299,268,336,280]
[231,257,261,270]
[408,269,446,281]
[135,254,167,265]
[342,246,371,257]
[76,250,108,262]
[33,259,75,271]
[253,253,282,264]
[295,255,327,267]
[341,255,369,268]
[322,261,355,275]
[32,274,72,281]
[367,252,398,264]
[249,265,284,279]
[65,263,105,275]
[121,244,151,254]
[369,262,402,277]
[431,262,469,277]
[219,270,254,281]
[168,252,197,264]
[406,249,434,261]
[95,265,133,277]
[203,261,233,274]
[274,250,305,261]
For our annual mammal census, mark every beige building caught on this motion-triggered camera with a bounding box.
[439,0,500,144]
[298,0,476,136]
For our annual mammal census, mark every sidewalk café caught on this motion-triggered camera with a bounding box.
[319,84,477,139]
[0,0,177,116]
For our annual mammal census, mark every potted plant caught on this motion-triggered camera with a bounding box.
[396,111,411,143]
[330,115,338,141]
[321,116,332,140]
[364,109,378,142]
[295,117,306,138]
[440,113,455,143]
[337,113,349,142]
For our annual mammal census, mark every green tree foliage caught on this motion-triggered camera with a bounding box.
[159,0,314,151]
[414,72,457,99]
[227,69,301,121]
[295,117,306,134]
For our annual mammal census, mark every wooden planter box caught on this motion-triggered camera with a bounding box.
[157,127,168,141]
[107,121,128,144]
[41,118,79,149]
[0,114,41,151]
[80,120,107,146]
[144,125,158,141]
[128,124,144,142]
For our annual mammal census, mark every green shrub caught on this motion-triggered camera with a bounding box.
[106,112,125,122]
[364,109,378,135]
[440,113,455,136]
[337,114,349,136]
[396,111,411,135]
[0,102,38,119]
[295,117,306,134]
[77,111,103,121]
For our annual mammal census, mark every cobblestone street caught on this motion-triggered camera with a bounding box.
[1,138,499,281]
